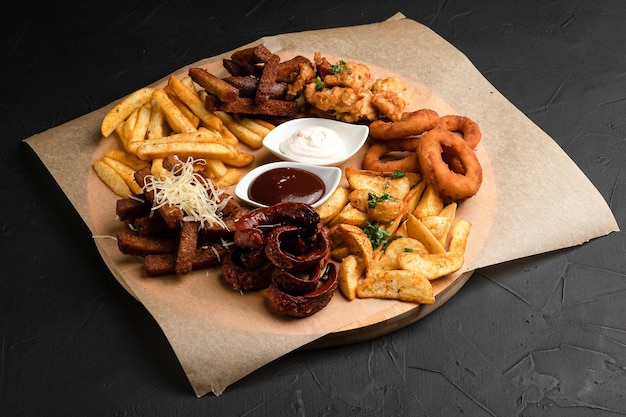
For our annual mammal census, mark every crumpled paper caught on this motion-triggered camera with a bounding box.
[24,13,618,396]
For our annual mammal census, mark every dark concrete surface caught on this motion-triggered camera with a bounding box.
[2,1,625,415]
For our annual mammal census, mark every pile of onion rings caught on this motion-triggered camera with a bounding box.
[363,109,483,203]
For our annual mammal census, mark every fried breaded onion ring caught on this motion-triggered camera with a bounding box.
[417,129,482,202]
[369,109,440,140]
[438,115,481,149]
[362,139,420,173]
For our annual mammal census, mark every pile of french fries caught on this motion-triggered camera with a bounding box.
[94,72,276,197]
[317,167,472,305]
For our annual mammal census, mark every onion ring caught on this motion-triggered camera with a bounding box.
[369,109,440,140]
[362,138,421,173]
[438,115,481,149]
[417,128,482,202]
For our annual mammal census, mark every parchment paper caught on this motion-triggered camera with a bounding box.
[24,13,618,396]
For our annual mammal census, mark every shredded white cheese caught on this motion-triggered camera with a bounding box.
[142,157,230,229]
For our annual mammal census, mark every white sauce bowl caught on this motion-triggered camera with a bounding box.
[262,117,369,166]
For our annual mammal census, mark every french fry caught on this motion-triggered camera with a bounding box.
[249,118,276,131]
[152,88,197,134]
[139,128,226,146]
[220,151,255,167]
[102,156,143,195]
[136,140,237,161]
[146,100,169,140]
[93,159,131,197]
[167,74,222,131]
[169,94,200,128]
[101,87,154,137]
[204,159,228,178]
[150,158,169,179]
[122,108,139,150]
[212,168,242,188]
[213,111,264,149]
[235,116,272,137]
[104,149,150,171]
[126,104,152,154]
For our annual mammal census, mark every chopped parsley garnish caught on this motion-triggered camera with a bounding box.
[363,222,390,249]
[315,76,324,90]
[391,170,405,179]
[367,192,395,208]
[330,60,346,74]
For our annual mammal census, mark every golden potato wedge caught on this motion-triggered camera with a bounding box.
[438,203,458,247]
[381,237,428,270]
[406,213,445,254]
[338,254,366,301]
[448,219,472,253]
[329,202,369,228]
[101,87,154,137]
[404,180,426,214]
[329,223,373,268]
[397,249,464,280]
[420,215,449,243]
[357,269,434,304]
[368,198,405,224]
[345,167,411,200]
[413,184,444,219]
[316,186,350,225]
[348,188,370,212]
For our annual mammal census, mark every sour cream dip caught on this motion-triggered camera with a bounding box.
[279,126,346,164]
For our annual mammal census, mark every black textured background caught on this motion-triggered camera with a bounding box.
[2,1,625,415]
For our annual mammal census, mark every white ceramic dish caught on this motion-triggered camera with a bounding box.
[234,161,342,209]
[262,117,369,166]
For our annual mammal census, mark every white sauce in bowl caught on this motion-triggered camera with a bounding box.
[279,126,346,164]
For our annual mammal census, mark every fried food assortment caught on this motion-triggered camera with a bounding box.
[364,108,483,203]
[113,156,248,276]
[304,53,410,123]
[316,167,471,303]
[94,72,276,197]
[93,43,485,318]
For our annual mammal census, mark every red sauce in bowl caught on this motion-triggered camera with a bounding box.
[248,167,326,206]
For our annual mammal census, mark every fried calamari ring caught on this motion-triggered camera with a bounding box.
[417,129,482,202]
[362,138,421,173]
[438,115,481,149]
[369,109,440,140]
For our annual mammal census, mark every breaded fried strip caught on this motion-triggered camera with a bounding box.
[116,196,150,221]
[175,221,199,275]
[223,76,287,99]
[117,231,178,255]
[204,94,298,118]
[134,167,183,229]
[133,215,170,236]
[222,59,248,76]
[144,244,229,277]
[255,54,280,104]
[230,44,273,74]
[189,67,239,103]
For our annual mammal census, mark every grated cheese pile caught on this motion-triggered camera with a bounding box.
[142,157,230,229]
